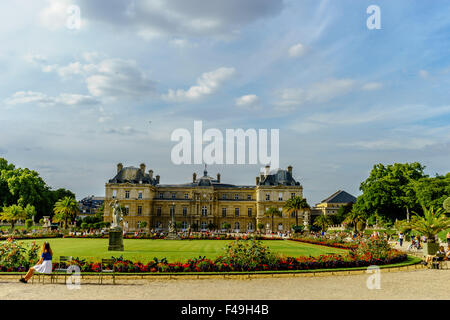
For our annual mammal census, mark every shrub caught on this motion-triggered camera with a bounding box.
[352,238,392,260]
[25,219,33,229]
[80,222,88,230]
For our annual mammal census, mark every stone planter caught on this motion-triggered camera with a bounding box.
[423,241,439,256]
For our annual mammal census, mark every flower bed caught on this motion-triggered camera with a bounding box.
[61,233,281,240]
[0,234,63,241]
[289,237,358,250]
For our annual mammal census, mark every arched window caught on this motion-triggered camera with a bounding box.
[201,221,207,230]
[201,206,208,216]
[247,222,253,231]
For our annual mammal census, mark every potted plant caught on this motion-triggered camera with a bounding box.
[409,206,450,255]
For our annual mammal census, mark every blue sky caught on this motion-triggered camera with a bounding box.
[0,0,449,204]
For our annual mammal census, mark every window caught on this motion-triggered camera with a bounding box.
[278,192,283,201]
[248,222,253,231]
[112,190,117,199]
[125,191,130,199]
[182,221,188,229]
[222,207,227,217]
[156,207,161,216]
[291,211,296,218]
[201,221,207,230]
[278,223,283,231]
[222,194,227,200]
[159,192,163,199]
[172,193,176,199]
[137,206,142,215]
[155,221,162,229]
[247,194,251,200]
[182,207,187,216]
[291,193,296,199]
[124,205,129,215]
[184,193,189,199]
[234,194,239,200]
[201,206,208,216]
[138,191,143,199]
[235,208,239,217]
[234,222,240,231]
[170,206,175,215]
[248,208,252,217]
[266,193,270,201]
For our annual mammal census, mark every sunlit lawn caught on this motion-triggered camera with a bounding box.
[18,238,347,262]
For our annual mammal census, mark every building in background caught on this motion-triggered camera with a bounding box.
[312,190,356,216]
[104,163,304,233]
[78,195,105,218]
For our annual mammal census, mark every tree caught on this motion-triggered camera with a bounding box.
[333,203,353,224]
[53,197,79,229]
[313,214,333,232]
[0,205,26,229]
[222,222,231,231]
[257,223,265,232]
[140,221,148,229]
[343,210,367,232]
[265,206,282,233]
[414,173,450,210]
[409,206,450,243]
[444,197,450,213]
[356,162,427,222]
[23,204,37,221]
[283,196,310,227]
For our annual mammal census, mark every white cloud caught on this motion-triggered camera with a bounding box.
[235,94,261,110]
[163,67,236,102]
[275,78,355,110]
[4,91,99,107]
[362,82,383,91]
[40,0,284,40]
[419,69,430,79]
[288,43,307,57]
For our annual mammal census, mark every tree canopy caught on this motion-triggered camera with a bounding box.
[0,158,75,221]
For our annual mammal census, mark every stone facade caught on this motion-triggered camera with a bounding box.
[104,163,304,233]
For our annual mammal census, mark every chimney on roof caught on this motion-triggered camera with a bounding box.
[287,165,292,174]
[148,169,153,180]
[140,163,146,173]
[117,163,123,173]
[264,165,270,177]
[193,172,197,183]
[155,175,160,184]
[256,176,260,185]
[217,173,221,183]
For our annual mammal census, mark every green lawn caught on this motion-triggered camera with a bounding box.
[18,239,347,262]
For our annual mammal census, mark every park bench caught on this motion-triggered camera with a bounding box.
[52,256,73,283]
[98,258,116,285]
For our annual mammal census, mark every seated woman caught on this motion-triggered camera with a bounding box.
[20,242,53,283]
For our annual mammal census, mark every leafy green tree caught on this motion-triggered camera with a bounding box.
[356,162,426,222]
[140,221,148,229]
[343,210,367,232]
[53,197,79,229]
[283,196,310,227]
[257,223,265,232]
[444,197,450,213]
[333,204,353,224]
[409,206,450,243]
[0,204,26,229]
[23,204,37,221]
[222,222,231,231]
[265,206,282,233]
[313,214,333,232]
[414,173,450,210]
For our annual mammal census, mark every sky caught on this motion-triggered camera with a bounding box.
[0,0,449,204]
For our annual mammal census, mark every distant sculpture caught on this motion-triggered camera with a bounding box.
[110,200,123,229]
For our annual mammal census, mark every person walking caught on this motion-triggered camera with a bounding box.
[398,232,404,247]
[20,242,53,283]
[446,232,450,247]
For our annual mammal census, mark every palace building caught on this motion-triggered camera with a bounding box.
[104,163,304,233]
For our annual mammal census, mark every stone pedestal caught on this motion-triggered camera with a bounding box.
[108,229,124,251]
[165,231,180,240]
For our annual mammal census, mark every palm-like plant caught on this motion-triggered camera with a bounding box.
[53,196,79,229]
[409,206,450,243]
[265,206,282,234]
[313,214,333,232]
[343,211,366,232]
[0,204,26,229]
[283,196,310,227]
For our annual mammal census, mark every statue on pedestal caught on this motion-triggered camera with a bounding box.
[110,200,123,230]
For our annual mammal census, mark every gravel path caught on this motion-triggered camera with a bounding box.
[0,269,448,300]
